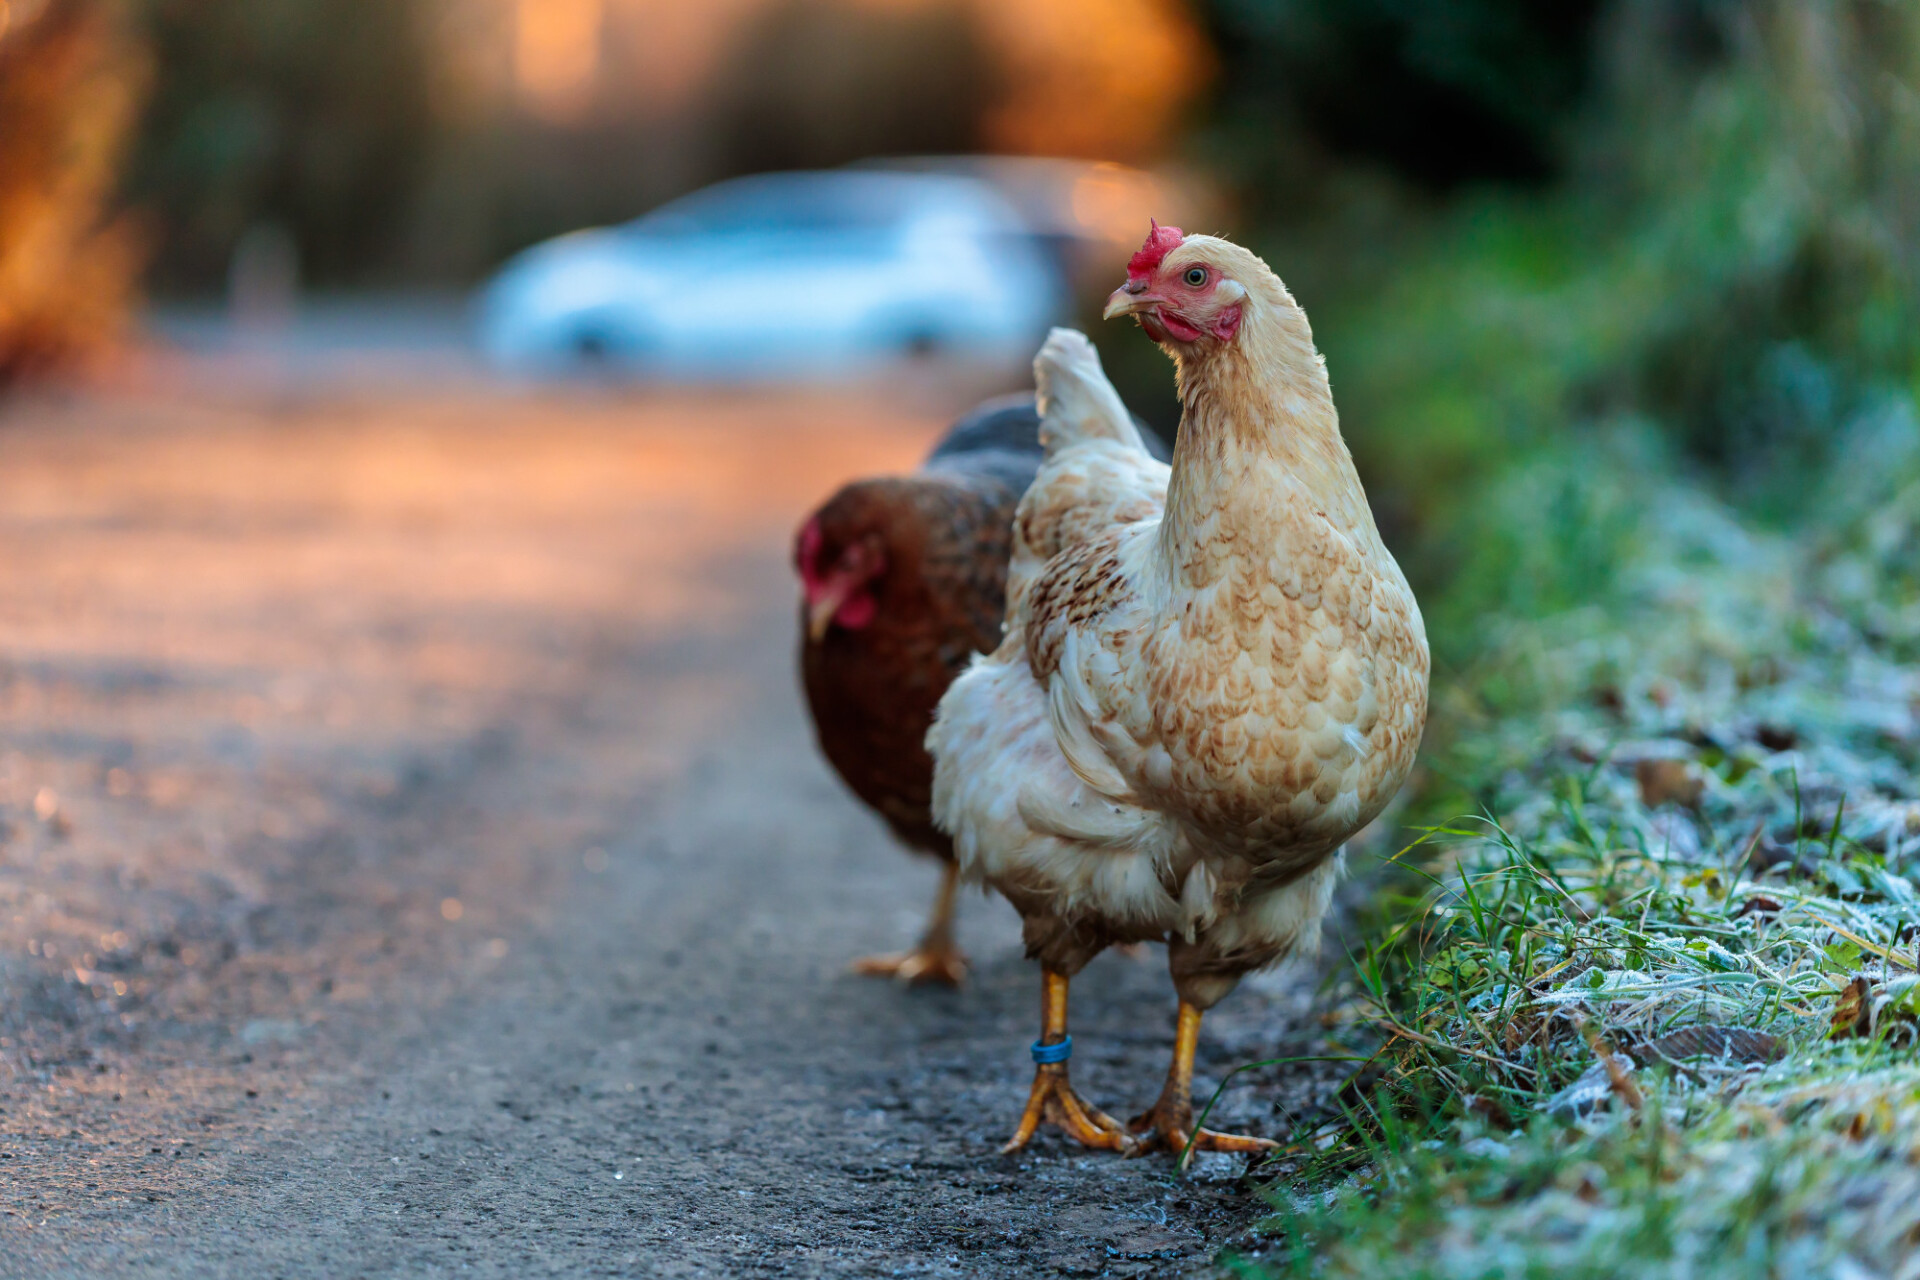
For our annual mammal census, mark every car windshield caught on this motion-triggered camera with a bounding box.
[629,175,933,247]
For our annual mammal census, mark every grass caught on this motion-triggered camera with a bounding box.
[1244,1067,1920,1279]
[1182,7,1920,1268]
[1200,10,1920,1267]
[1224,423,1920,1275]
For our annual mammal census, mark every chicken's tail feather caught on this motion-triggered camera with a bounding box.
[1033,328,1148,456]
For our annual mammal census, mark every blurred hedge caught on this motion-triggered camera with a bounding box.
[120,0,1005,293]
[128,0,434,291]
[1201,0,1605,192]
[1183,0,1920,659]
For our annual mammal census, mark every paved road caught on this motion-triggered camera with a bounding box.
[0,371,1349,1277]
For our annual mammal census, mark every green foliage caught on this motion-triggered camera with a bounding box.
[1246,1073,1920,1279]
[1233,0,1920,636]
[1202,0,1604,190]
[1208,7,1920,1270]
[1232,443,1920,1270]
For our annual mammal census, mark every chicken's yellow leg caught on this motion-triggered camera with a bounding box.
[1129,1001,1279,1166]
[852,861,968,986]
[1002,969,1133,1154]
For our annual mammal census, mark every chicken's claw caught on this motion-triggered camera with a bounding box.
[851,861,967,986]
[999,969,1133,1154]
[1126,1099,1277,1167]
[1127,999,1278,1167]
[850,944,968,987]
[1002,1062,1135,1155]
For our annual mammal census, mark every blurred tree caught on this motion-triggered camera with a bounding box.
[1597,0,1920,499]
[110,0,1216,290]
[1223,0,1920,646]
[1082,0,1611,438]
[971,0,1212,162]
[127,0,435,291]
[708,0,989,176]
[0,0,148,384]
[1199,0,1606,195]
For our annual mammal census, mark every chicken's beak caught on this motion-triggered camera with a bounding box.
[1103,283,1160,321]
[805,580,852,642]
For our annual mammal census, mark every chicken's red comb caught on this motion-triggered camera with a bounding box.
[1127,220,1185,278]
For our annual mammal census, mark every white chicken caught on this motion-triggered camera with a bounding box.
[928,224,1429,1157]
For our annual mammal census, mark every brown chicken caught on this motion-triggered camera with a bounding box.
[798,395,1167,986]
[930,227,1429,1159]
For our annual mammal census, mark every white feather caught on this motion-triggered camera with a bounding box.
[1033,328,1148,455]
[1046,632,1133,800]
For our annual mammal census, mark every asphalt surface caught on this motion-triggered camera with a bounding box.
[0,365,1354,1278]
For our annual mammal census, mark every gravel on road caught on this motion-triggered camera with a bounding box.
[0,375,1347,1277]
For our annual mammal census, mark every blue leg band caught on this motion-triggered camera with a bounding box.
[1030,1035,1072,1065]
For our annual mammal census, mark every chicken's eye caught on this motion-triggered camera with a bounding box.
[1184,267,1207,287]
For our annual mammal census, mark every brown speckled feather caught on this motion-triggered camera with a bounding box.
[931,265,1430,1007]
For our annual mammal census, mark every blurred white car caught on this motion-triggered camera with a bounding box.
[477,170,1065,378]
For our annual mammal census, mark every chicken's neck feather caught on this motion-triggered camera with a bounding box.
[1157,291,1379,588]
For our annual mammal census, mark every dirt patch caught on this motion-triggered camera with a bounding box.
[0,377,1350,1276]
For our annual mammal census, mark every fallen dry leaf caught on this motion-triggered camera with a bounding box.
[1830,975,1871,1040]
[1636,757,1704,809]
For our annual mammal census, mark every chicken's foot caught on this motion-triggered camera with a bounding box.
[852,861,968,987]
[1129,1001,1278,1167]
[1001,970,1132,1154]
